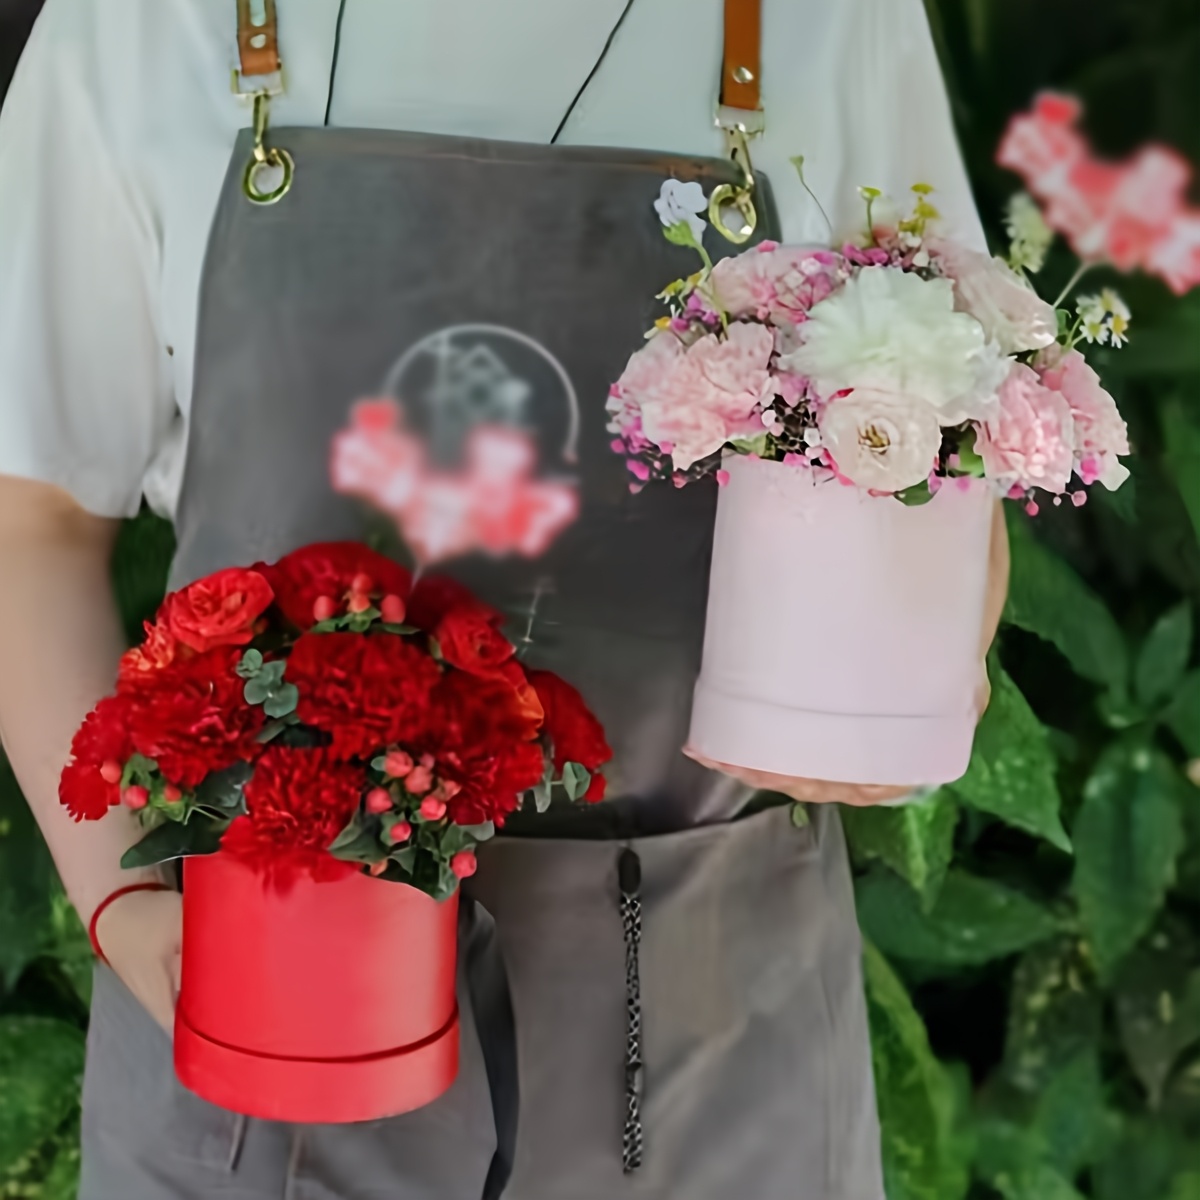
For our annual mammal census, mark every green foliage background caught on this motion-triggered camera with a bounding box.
[2,1,1200,1195]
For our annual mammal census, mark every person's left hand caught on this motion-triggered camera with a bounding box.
[681,747,917,806]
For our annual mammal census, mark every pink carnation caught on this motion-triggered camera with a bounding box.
[977,363,1077,493]
[711,245,842,325]
[1036,347,1130,489]
[610,323,775,470]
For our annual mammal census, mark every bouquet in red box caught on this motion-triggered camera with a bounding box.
[61,541,610,1123]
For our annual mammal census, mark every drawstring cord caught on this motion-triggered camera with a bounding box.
[618,847,644,1173]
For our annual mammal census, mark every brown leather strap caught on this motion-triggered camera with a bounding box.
[720,0,762,115]
[236,0,281,80]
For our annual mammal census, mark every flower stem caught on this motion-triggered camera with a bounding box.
[1053,261,1090,309]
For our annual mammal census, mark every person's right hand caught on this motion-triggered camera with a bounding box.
[92,887,183,1034]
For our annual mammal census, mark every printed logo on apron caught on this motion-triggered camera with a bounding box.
[332,325,581,566]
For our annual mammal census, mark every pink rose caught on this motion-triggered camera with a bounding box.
[1035,347,1130,489]
[977,363,1077,493]
[711,245,842,324]
[817,388,943,493]
[929,238,1058,355]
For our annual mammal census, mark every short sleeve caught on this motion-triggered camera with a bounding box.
[839,0,986,250]
[0,0,174,517]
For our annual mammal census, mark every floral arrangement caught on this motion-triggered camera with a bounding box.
[608,104,1154,510]
[60,543,611,899]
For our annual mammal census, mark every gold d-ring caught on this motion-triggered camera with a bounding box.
[243,147,295,205]
[242,91,294,205]
[708,125,758,244]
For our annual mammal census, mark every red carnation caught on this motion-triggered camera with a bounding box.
[117,620,179,689]
[406,573,503,633]
[127,649,266,787]
[424,665,544,757]
[59,695,135,821]
[259,543,412,629]
[221,747,365,888]
[527,670,612,774]
[287,632,441,759]
[445,741,548,827]
[435,606,515,677]
[160,568,274,654]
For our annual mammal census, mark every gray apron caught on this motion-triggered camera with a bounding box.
[79,63,883,1200]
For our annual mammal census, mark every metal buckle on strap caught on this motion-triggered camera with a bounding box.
[709,107,763,246]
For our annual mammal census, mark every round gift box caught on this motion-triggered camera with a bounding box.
[175,851,460,1124]
[689,454,995,787]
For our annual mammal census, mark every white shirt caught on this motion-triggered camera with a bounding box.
[0,0,984,519]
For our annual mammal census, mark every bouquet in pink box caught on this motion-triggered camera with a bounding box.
[610,105,1145,786]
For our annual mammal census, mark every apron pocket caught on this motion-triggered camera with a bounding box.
[81,965,240,1171]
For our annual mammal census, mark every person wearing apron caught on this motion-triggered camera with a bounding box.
[0,2,1002,1197]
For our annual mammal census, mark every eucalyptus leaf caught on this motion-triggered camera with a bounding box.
[120,818,225,868]
[532,779,553,814]
[561,762,591,802]
[1072,742,1185,976]
[244,677,273,705]
[1134,602,1193,711]
[461,822,496,842]
[236,648,264,679]
[263,682,299,719]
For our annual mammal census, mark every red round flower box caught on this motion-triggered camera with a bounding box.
[174,850,460,1124]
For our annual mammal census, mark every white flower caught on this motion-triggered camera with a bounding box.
[781,266,1010,425]
[1108,312,1130,348]
[818,388,943,492]
[930,237,1059,355]
[1004,193,1053,273]
[1100,288,1131,320]
[654,179,708,243]
[1077,294,1106,324]
[1080,316,1110,345]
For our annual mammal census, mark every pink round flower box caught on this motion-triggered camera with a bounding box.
[688,454,994,786]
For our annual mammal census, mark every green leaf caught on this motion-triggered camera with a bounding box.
[1134,602,1194,711]
[856,869,1060,967]
[1033,1049,1106,1179]
[46,886,93,1008]
[244,677,272,705]
[1072,742,1185,976]
[950,665,1070,851]
[119,817,225,869]
[863,941,969,1200]
[392,845,418,874]
[0,1016,85,1175]
[1163,397,1200,545]
[1092,1118,1180,1200]
[1115,924,1200,1107]
[1168,1172,1200,1200]
[560,762,591,802]
[841,790,958,908]
[110,509,175,644]
[897,482,937,506]
[531,778,553,814]
[236,648,264,679]
[193,762,252,815]
[790,802,811,829]
[460,822,496,842]
[263,682,299,719]
[992,1163,1088,1200]
[1004,936,1103,1093]
[1164,671,1200,757]
[663,219,701,250]
[1003,515,1128,688]
[0,754,54,989]
[257,660,286,689]
[328,813,381,864]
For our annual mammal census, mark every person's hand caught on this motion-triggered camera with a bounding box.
[92,887,183,1034]
[683,747,916,806]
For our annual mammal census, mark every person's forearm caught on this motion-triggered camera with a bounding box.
[0,480,166,924]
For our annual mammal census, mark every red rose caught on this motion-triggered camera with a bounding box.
[287,632,441,759]
[435,607,515,677]
[259,543,412,629]
[59,695,135,821]
[221,747,365,888]
[117,620,178,689]
[160,568,274,654]
[406,574,503,633]
[527,670,612,772]
[423,665,543,758]
[127,649,266,787]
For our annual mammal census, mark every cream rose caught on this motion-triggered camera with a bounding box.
[817,388,943,492]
